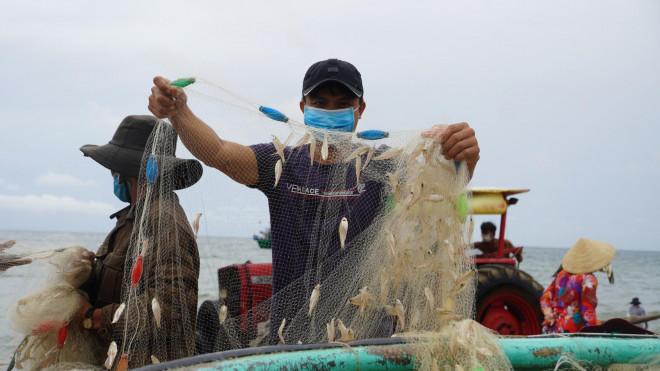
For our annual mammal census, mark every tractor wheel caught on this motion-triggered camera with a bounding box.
[476,264,544,335]
[195,300,244,354]
[195,300,222,354]
[195,300,221,355]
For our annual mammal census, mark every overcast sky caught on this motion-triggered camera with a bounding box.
[1,1,658,251]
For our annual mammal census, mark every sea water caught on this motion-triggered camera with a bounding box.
[0,229,658,363]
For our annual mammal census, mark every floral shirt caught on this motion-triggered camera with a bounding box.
[540,269,600,333]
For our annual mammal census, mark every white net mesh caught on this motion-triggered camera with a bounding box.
[5,78,512,370]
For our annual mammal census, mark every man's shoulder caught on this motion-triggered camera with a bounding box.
[144,195,193,229]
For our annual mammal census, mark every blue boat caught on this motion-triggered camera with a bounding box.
[135,333,660,370]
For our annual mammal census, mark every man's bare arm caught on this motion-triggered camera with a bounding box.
[148,76,258,186]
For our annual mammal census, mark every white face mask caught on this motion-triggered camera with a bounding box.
[482,234,493,242]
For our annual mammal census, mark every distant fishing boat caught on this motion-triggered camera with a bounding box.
[252,236,271,249]
[252,227,271,249]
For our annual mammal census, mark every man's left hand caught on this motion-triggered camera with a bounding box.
[422,122,480,179]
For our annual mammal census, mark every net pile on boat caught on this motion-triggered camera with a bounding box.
[7,246,106,370]
[6,79,511,370]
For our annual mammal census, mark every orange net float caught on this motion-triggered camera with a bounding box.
[116,353,129,371]
[131,255,143,288]
[130,239,149,288]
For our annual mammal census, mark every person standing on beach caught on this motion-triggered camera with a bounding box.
[147,58,481,344]
[628,297,648,329]
[540,238,616,333]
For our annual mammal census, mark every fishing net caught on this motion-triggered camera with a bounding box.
[6,246,106,370]
[159,79,509,370]
[4,78,512,370]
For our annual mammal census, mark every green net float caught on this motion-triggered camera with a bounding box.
[169,77,196,88]
[457,193,468,223]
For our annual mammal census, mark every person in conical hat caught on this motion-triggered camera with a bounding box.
[540,238,616,333]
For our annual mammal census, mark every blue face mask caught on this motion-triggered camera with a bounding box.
[113,173,131,203]
[304,106,357,132]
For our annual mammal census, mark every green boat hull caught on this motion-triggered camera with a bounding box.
[136,334,660,370]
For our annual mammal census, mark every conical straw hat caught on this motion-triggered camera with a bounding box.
[562,238,616,274]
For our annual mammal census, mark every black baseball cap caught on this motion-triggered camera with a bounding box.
[302,59,363,98]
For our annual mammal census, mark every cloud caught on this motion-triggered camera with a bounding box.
[0,194,114,216]
[0,178,19,191]
[86,101,126,129]
[34,172,97,187]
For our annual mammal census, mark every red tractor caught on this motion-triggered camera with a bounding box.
[471,188,543,336]
[195,188,543,353]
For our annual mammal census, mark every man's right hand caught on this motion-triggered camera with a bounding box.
[146,76,259,186]
[148,76,188,119]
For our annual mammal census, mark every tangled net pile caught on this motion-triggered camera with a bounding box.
[7,247,105,369]
[6,78,511,370]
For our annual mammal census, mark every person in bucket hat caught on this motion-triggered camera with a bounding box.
[80,115,202,193]
[628,297,648,329]
[540,238,616,333]
[76,115,202,368]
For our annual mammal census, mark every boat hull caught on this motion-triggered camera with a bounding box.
[252,237,271,249]
[135,334,660,370]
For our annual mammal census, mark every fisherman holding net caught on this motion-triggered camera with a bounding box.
[77,116,203,367]
[6,116,203,370]
[148,59,481,348]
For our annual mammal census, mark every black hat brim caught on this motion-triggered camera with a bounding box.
[80,143,202,190]
[302,78,363,98]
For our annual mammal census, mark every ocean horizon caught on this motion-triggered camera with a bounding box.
[4,227,659,252]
